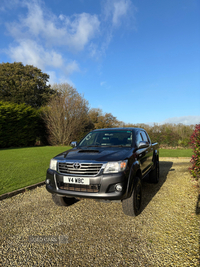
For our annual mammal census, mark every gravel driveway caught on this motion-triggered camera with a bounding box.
[0,158,199,266]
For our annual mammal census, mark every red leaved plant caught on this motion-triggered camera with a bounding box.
[189,124,200,179]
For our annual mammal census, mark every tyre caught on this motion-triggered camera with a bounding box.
[149,158,159,183]
[122,177,142,216]
[52,194,78,206]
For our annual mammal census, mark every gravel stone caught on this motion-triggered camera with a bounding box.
[0,158,199,266]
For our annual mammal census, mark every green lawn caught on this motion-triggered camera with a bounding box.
[0,146,71,195]
[159,148,193,158]
[0,146,193,196]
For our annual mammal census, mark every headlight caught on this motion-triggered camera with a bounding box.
[49,159,57,171]
[103,160,128,173]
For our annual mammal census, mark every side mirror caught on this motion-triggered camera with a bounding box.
[138,141,149,149]
[70,141,77,148]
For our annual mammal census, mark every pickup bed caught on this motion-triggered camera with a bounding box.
[46,128,159,216]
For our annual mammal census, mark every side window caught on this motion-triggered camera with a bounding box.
[136,132,143,147]
[141,131,149,142]
[145,132,151,143]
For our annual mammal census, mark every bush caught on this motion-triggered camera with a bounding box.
[189,124,200,179]
[0,101,45,148]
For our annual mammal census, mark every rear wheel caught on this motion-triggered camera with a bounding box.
[149,158,159,183]
[122,177,142,216]
[52,194,78,206]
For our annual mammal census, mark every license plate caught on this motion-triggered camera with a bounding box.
[63,176,90,185]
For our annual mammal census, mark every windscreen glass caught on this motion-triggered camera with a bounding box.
[79,130,133,147]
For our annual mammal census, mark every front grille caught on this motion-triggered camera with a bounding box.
[58,162,103,176]
[58,182,100,193]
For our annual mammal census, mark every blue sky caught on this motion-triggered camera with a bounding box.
[0,0,200,125]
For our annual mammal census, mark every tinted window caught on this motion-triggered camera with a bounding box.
[141,131,147,142]
[136,132,143,147]
[141,131,149,142]
[79,130,133,147]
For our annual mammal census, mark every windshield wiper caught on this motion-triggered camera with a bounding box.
[86,145,101,147]
[101,145,130,147]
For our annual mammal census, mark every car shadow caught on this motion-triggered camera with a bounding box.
[140,161,173,213]
[196,192,200,215]
[66,197,80,206]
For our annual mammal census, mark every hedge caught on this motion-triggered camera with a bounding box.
[0,101,45,148]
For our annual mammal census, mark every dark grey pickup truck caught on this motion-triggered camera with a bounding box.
[46,128,159,216]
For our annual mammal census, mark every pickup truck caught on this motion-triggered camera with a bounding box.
[46,128,159,216]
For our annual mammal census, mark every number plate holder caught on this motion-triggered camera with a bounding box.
[63,176,90,185]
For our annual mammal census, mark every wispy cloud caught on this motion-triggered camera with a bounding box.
[6,1,100,51]
[94,0,137,58]
[160,116,200,125]
[102,0,136,27]
[100,81,106,86]
[1,0,137,82]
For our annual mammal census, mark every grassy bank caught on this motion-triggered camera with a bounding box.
[0,146,193,195]
[0,146,71,195]
[159,148,193,157]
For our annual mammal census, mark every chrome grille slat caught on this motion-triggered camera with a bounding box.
[58,162,103,176]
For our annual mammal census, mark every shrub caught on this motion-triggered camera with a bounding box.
[0,101,45,148]
[189,124,200,179]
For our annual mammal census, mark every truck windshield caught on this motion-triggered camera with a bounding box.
[79,130,133,147]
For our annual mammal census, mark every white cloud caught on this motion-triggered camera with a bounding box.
[6,1,100,52]
[48,71,74,86]
[160,116,200,125]
[64,13,100,51]
[112,0,131,26]
[0,0,20,11]
[2,0,136,82]
[96,0,136,58]
[64,61,80,76]
[103,0,135,27]
[8,40,63,70]
[47,70,57,85]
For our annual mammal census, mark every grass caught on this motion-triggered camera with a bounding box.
[0,146,71,195]
[0,146,194,196]
[159,148,193,158]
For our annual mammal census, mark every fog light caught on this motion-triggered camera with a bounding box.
[46,179,50,185]
[115,184,122,192]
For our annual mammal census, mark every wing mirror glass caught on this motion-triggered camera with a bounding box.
[138,141,149,149]
[70,141,78,148]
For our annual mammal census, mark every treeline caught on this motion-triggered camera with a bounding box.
[0,62,196,148]
[123,123,194,148]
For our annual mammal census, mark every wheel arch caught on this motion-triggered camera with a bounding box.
[124,161,141,199]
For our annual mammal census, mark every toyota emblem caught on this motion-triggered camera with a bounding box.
[73,162,81,169]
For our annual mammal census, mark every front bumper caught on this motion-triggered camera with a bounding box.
[45,168,128,200]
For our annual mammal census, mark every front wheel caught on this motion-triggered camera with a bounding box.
[52,194,78,206]
[122,177,142,217]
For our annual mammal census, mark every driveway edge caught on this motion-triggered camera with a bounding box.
[0,181,45,201]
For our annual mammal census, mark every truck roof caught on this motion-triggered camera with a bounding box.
[92,127,145,132]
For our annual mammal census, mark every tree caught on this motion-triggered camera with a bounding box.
[0,62,55,108]
[88,108,119,129]
[43,83,90,145]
